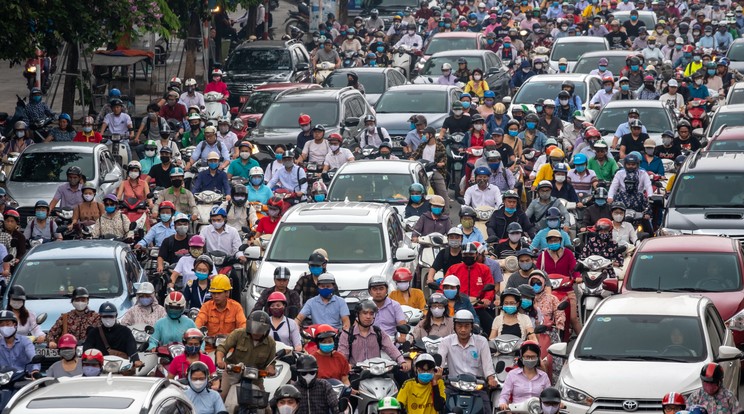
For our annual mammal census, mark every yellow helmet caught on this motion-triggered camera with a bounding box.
[549,148,565,160]
[209,274,232,292]
[494,103,506,114]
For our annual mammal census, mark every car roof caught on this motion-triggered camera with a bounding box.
[430,32,481,38]
[601,100,667,109]
[385,84,457,92]
[429,50,492,57]
[683,150,744,172]
[330,67,394,75]
[523,74,596,83]
[714,103,744,113]
[277,87,360,101]
[553,36,608,44]
[613,9,655,15]
[23,240,123,260]
[253,83,318,92]
[23,142,101,154]
[596,292,707,317]
[577,50,634,59]
[237,40,299,49]
[711,125,744,141]
[730,81,744,90]
[636,235,740,253]
[336,159,420,175]
[282,202,394,224]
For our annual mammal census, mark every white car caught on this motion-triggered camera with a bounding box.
[549,292,741,414]
[509,74,602,120]
[548,37,609,72]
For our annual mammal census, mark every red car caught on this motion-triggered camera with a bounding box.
[230,83,320,139]
[620,235,744,347]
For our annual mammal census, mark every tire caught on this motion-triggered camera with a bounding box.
[284,19,300,35]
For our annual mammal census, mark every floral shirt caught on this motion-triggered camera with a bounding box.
[119,303,167,327]
[579,232,624,264]
[687,387,741,414]
[49,128,75,142]
[533,291,565,331]
[47,309,101,344]
[91,212,131,239]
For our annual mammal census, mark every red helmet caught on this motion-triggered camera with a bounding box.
[392,268,413,282]
[701,362,724,383]
[601,75,614,84]
[596,218,612,230]
[267,291,287,304]
[58,333,77,349]
[314,324,338,340]
[82,348,104,365]
[584,127,601,139]
[328,133,343,142]
[682,45,694,53]
[4,210,19,220]
[298,114,312,126]
[159,200,176,211]
[520,340,541,358]
[661,392,686,406]
[267,196,285,210]
[483,139,497,147]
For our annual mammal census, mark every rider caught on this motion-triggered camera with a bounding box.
[47,287,101,348]
[24,200,62,243]
[139,140,161,175]
[525,181,571,230]
[116,161,150,210]
[183,361,225,413]
[136,201,176,249]
[267,292,302,351]
[195,274,247,350]
[397,353,446,414]
[254,196,285,239]
[535,230,581,335]
[182,255,215,309]
[661,392,687,414]
[587,141,619,182]
[222,184,256,231]
[311,324,350,385]
[293,251,330,304]
[411,195,451,242]
[90,194,131,239]
[71,182,101,226]
[498,340,551,411]
[439,276,479,323]
[687,363,741,413]
[100,98,134,159]
[216,116,238,158]
[203,68,230,101]
[336,300,408,368]
[119,282,166,327]
[148,291,196,351]
[389,268,425,310]
[192,151,231,196]
[169,235,213,288]
[608,152,652,209]
[0,310,40,379]
[227,141,259,179]
[425,227,463,284]
[6,286,44,342]
[323,133,354,172]
[312,38,342,71]
[158,168,198,220]
[487,189,535,240]
[579,218,624,265]
[181,113,204,147]
[246,166,273,204]
[531,207,572,251]
[464,167,502,211]
[581,187,612,231]
[95,89,126,126]
[50,166,84,210]
[405,183,430,218]
[446,242,496,331]
[23,87,55,125]
[610,202,639,249]
[297,114,314,149]
[267,149,308,200]
[46,334,81,378]
[550,162,578,202]
[187,126,231,170]
[296,273,350,331]
[293,354,340,414]
[367,276,407,338]
[83,302,139,362]
[458,206,485,244]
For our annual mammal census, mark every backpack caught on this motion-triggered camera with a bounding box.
[347,323,383,351]
[197,140,225,162]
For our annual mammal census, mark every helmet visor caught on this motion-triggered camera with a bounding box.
[249,320,270,336]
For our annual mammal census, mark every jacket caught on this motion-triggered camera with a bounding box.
[486,206,535,240]
[412,211,452,238]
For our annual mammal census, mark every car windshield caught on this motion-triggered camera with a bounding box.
[376,90,448,113]
[513,81,587,104]
[594,106,670,134]
[425,37,478,56]
[240,91,280,114]
[628,252,741,292]
[727,43,744,61]
[325,72,386,94]
[709,111,744,133]
[576,314,705,361]
[422,56,484,75]
[11,152,94,183]
[708,139,744,151]
[15,259,122,299]
[550,42,607,61]
[267,223,385,263]
[573,55,627,75]
[328,173,412,204]
[226,49,292,72]
[727,88,744,105]
[260,101,338,128]
[671,172,744,207]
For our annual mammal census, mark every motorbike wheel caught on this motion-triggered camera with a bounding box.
[284,19,301,35]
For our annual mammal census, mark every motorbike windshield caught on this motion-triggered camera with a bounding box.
[576,314,705,361]
[627,252,741,292]
[324,72,386,95]
[512,82,587,105]
[11,152,94,183]
[260,101,338,128]
[670,172,744,208]
[267,223,385,263]
[327,173,412,204]
[594,107,670,134]
[376,90,448,113]
[15,259,123,299]
[240,91,279,114]
[225,49,292,72]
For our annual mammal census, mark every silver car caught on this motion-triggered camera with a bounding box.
[0,143,123,224]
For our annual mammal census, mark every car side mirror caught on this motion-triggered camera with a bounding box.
[548,342,568,359]
[481,284,495,293]
[2,254,13,263]
[230,107,239,116]
[716,345,743,362]
[245,245,262,260]
[487,67,500,74]
[103,172,119,183]
[344,117,360,127]
[394,247,416,262]
[296,62,310,71]
[602,278,619,293]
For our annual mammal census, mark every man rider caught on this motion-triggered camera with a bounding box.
[360,114,391,149]
[367,276,407,339]
[412,195,451,242]
[405,183,430,218]
[186,126,231,170]
[608,152,653,213]
[445,243,496,332]
[0,310,40,379]
[50,166,84,210]
[525,181,571,230]
[83,302,139,363]
[293,355,340,414]
[337,300,409,369]
[192,151,231,196]
[426,227,464,284]
[196,274,247,351]
[267,149,308,200]
[253,266,302,318]
[23,87,54,125]
[296,273,350,331]
[136,201,176,249]
[313,38,342,70]
[439,101,472,139]
[486,190,535,240]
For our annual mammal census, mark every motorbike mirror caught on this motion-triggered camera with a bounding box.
[146,192,155,199]
[572,238,581,247]
[396,324,411,334]
[344,117,360,127]
[557,300,570,311]
[242,225,251,234]
[574,262,586,271]
[296,62,310,71]
[455,196,465,205]
[433,353,443,366]
[199,326,208,335]
[637,232,650,241]
[2,254,13,263]
[616,245,627,254]
[145,325,155,335]
[247,119,258,128]
[481,284,496,293]
[495,360,506,372]
[602,278,619,293]
[427,282,440,291]
[534,325,549,334]
[129,222,138,231]
[486,235,499,244]
[30,355,45,364]
[35,313,47,325]
[9,239,17,248]
[102,172,119,183]
[472,324,483,335]
[692,127,704,137]
[276,349,288,359]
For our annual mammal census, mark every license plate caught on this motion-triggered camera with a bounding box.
[36,347,58,358]
[240,96,248,103]
[392,139,403,148]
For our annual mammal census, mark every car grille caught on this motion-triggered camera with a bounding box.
[591,398,661,412]
[16,207,36,228]
[227,83,258,96]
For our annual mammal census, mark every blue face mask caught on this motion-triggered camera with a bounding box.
[431,206,444,215]
[595,199,607,206]
[31,96,41,104]
[683,51,691,57]
[319,287,334,298]
[488,162,501,170]
[708,69,716,75]
[604,86,613,92]
[505,207,517,214]
[535,105,545,114]
[502,305,518,314]
[439,21,445,27]
[621,84,630,91]
[309,265,323,276]
[547,219,560,229]
[250,177,263,186]
[630,14,637,20]
[504,42,511,48]
[185,345,200,355]
[559,65,567,72]
[487,39,494,45]
[599,65,607,71]
[139,297,153,306]
[35,211,47,220]
[167,309,182,319]
[630,65,639,71]
[377,46,385,52]
[369,60,376,66]
[105,206,116,214]
[410,122,417,130]
[532,283,542,293]
[275,153,283,161]
[418,372,434,384]
[521,298,533,309]
[548,242,561,251]
[195,271,209,281]
[461,101,471,109]
[83,366,101,377]
[410,194,423,203]
[319,343,335,353]
[160,214,172,222]
[443,289,458,299]
[526,122,536,129]
[208,162,219,170]
[575,165,586,172]
[314,194,326,202]
[508,130,519,137]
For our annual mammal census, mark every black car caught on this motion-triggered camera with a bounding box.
[223,39,313,107]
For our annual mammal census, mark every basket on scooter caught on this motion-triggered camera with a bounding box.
[237,382,269,408]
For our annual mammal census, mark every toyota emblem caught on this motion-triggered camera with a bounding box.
[622,400,639,412]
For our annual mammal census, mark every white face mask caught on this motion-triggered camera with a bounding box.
[559,99,569,106]
[190,379,207,392]
[9,300,23,310]
[555,174,566,183]
[0,327,15,338]
[453,110,463,116]
[695,79,703,85]
[473,124,483,131]
[662,137,673,146]
[366,125,376,132]
[473,75,482,81]
[396,282,410,291]
[542,404,560,414]
[73,301,87,311]
[508,233,521,243]
[302,373,316,384]
[330,145,340,152]
[301,125,312,132]
[431,307,445,318]
[277,406,296,414]
[145,150,156,158]
[101,317,116,328]
[212,221,224,230]
[240,152,251,160]
[613,213,625,223]
[83,194,94,202]
[129,171,140,180]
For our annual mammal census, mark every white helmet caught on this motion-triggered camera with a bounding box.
[169,77,182,85]
[442,275,460,287]
[184,78,197,87]
[212,68,224,77]
[442,62,452,71]
[128,160,142,170]
[218,115,231,125]
[249,166,264,176]
[137,282,155,295]
[453,309,475,323]
[164,291,186,308]
[478,2,486,6]
[543,99,556,106]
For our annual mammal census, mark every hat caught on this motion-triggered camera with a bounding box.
[207,151,220,161]
[204,125,217,134]
[447,227,463,236]
[662,130,674,138]
[429,195,445,207]
[558,57,568,64]
[546,229,562,239]
[643,138,656,148]
[668,79,679,87]
[491,127,504,135]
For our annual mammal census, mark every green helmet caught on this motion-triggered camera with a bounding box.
[378,397,401,411]
[144,140,158,151]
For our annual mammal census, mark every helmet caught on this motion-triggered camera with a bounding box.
[453,309,475,324]
[544,98,557,107]
[540,387,561,404]
[549,148,565,161]
[503,190,519,200]
[328,132,342,142]
[247,310,271,337]
[188,235,206,248]
[274,385,302,403]
[460,206,478,219]
[537,180,553,191]
[58,333,77,349]
[596,218,613,230]
[517,283,535,299]
[188,112,201,122]
[164,291,186,309]
[194,255,214,273]
[573,153,587,165]
[82,349,104,365]
[267,291,287,305]
[210,206,227,217]
[473,166,491,177]
[67,166,82,176]
[0,310,16,324]
[267,196,284,211]
[58,113,72,123]
[441,275,460,288]
[184,78,197,87]
[494,103,506,114]
[128,160,142,171]
[675,154,687,166]
[483,90,496,99]
[611,201,627,212]
[159,200,176,211]
[313,324,338,341]
[584,127,601,139]
[71,287,89,300]
[507,222,523,234]
[409,183,425,194]
[662,392,686,407]
[137,282,155,295]
[562,80,575,90]
[557,90,570,100]
[520,340,541,358]
[109,88,122,98]
[13,121,26,130]
[8,285,25,301]
[296,354,319,373]
[169,77,183,86]
[110,98,124,107]
[428,293,448,308]
[357,299,378,315]
[98,302,117,317]
[209,274,232,292]
[368,275,388,290]
[553,162,568,174]
[501,287,522,304]
[182,328,204,345]
[318,273,336,285]
[524,113,539,124]
[211,69,224,77]
[144,140,158,151]
[393,268,413,282]
[442,62,452,70]
[378,397,401,411]
[363,114,376,124]
[624,152,641,166]
[700,363,724,383]
[170,167,185,177]
[414,353,436,369]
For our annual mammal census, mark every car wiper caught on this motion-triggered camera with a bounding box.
[25,294,67,300]
[618,355,688,363]
[87,294,114,298]
[666,287,704,292]
[576,355,611,361]
[673,204,710,208]
[629,287,657,291]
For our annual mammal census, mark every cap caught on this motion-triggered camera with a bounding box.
[558,57,568,64]
[429,195,445,206]
[546,229,562,239]
[447,227,463,236]
[668,79,679,87]
[207,151,220,161]
[643,138,656,148]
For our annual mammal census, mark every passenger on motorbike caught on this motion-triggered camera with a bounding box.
[473,149,515,194]
[95,89,126,126]
[458,206,485,244]
[169,236,213,289]
[24,200,61,243]
[148,292,197,351]
[464,167,503,214]
[412,195,451,243]
[581,187,612,232]
[580,218,624,265]
[425,227,463,284]
[311,324,351,385]
[505,248,537,289]
[227,142,259,180]
[389,268,426,310]
[609,201,639,248]
[1,211,24,263]
[412,293,454,340]
[180,255,214,309]
[641,138,665,176]
[397,353,446,414]
[309,181,328,203]
[498,340,551,411]
[445,242,496,330]
[254,196,284,240]
[156,169,196,220]
[150,145,179,190]
[439,309,496,411]
[91,194,131,239]
[120,282,167,327]
[0,309,39,379]
[136,201,176,249]
[46,334,81,378]
[117,161,151,209]
[324,133,354,172]
[464,114,487,147]
[83,302,139,363]
[532,147,566,188]
[267,150,308,199]
[540,99,564,138]
[296,273,350,331]
[405,183,431,218]
[266,292,302,351]
[439,275,479,323]
[492,219,529,260]
[551,162,578,202]
[100,98,134,158]
[337,299,407,368]
[45,113,75,142]
[183,361,225,414]
[221,184,256,230]
[489,287,537,341]
[5,286,42,343]
[294,354,341,414]
[50,165,84,211]
[2,121,32,157]
[526,181,571,230]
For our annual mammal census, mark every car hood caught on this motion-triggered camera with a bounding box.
[728,61,744,73]
[562,358,703,399]
[375,112,448,135]
[250,127,305,146]
[226,71,291,83]
[664,208,744,234]
[6,181,63,209]
[23,297,132,332]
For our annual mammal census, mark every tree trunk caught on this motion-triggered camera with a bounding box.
[184,11,202,81]
[62,45,79,116]
[246,6,258,38]
[339,0,348,25]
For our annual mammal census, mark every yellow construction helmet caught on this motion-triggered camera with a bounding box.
[209,274,232,293]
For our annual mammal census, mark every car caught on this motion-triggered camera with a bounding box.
[244,202,416,312]
[705,125,744,151]
[509,74,601,118]
[725,38,744,74]
[0,143,124,225]
[250,86,374,150]
[348,0,421,28]
[374,84,462,152]
[724,81,744,105]
[326,160,431,215]
[231,83,321,139]
[418,32,485,68]
[549,292,741,414]
[548,37,609,72]
[660,150,744,239]
[222,39,313,108]
[705,103,744,142]
[413,50,511,99]
[4,376,194,414]
[322,67,408,105]
[595,100,677,149]
[611,10,658,34]
[571,50,632,79]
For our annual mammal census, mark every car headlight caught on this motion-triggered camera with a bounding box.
[658,228,683,236]
[344,290,370,300]
[559,380,594,406]
[727,309,744,331]
[251,284,266,300]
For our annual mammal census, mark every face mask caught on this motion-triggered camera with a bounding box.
[31,96,41,104]
[195,271,209,281]
[212,221,224,230]
[645,147,655,155]
[330,145,340,152]
[102,317,116,328]
[269,307,285,317]
[517,260,535,273]
[301,373,316,385]
[539,192,551,201]
[502,305,517,314]
[489,162,501,170]
[172,179,183,188]
[453,110,463,116]
[461,218,474,230]
[309,265,323,276]
[313,194,326,202]
[508,130,519,137]
[522,67,530,73]
[396,282,410,291]
[239,151,252,160]
[431,307,445,318]
[575,165,586,173]
[105,206,116,214]
[184,345,201,356]
[599,65,607,71]
[703,381,720,395]
[208,162,219,170]
[695,79,703,86]
[81,125,93,133]
[35,211,47,220]
[526,122,536,130]
[448,239,462,248]
[505,207,517,214]
[139,297,153,307]
[662,137,673,147]
[443,289,458,299]
[473,124,484,132]
[522,358,539,368]
[410,194,422,203]
[548,242,561,251]
[542,404,560,414]
[693,56,702,62]
[167,309,182,319]
[418,372,434,384]
[535,105,543,113]
[145,150,157,158]
[60,349,76,361]
[83,194,94,202]
[559,64,567,72]
[319,288,334,298]
[431,207,444,215]
[283,160,294,170]
[547,219,560,229]
[463,256,476,266]
[621,84,630,91]
[708,69,716,76]
[128,171,140,180]
[630,65,639,72]
[9,299,23,310]
[83,366,101,377]
[319,343,335,353]
[555,175,566,183]
[160,155,171,164]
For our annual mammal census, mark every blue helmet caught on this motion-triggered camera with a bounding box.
[109,88,121,98]
[409,183,425,194]
[58,113,72,123]
[474,166,492,177]
[483,90,496,99]
[209,206,227,217]
[573,153,587,165]
[460,92,472,99]
[169,167,185,177]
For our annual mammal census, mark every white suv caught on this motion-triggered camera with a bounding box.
[549,292,741,413]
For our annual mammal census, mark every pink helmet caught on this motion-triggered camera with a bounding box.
[188,235,205,248]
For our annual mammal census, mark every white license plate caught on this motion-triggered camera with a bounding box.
[392,140,403,148]
[36,347,58,358]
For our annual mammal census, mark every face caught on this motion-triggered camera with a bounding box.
[73,298,89,308]
[546,237,561,245]
[113,104,122,114]
[678,127,690,139]
[274,278,289,290]
[205,132,217,144]
[194,263,210,275]
[83,190,95,199]
[211,290,228,305]
[504,198,518,209]
[190,371,207,382]
[631,126,642,135]
[211,215,225,228]
[313,130,324,140]
[370,285,388,301]
[670,327,684,345]
[518,255,533,268]
[455,321,472,339]
[521,349,538,366]
[0,320,14,328]
[358,309,375,326]
[4,217,17,231]
[277,398,298,410]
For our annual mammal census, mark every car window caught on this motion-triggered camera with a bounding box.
[14,258,123,298]
[550,41,608,61]
[417,166,429,190]
[727,87,744,104]
[343,100,354,121]
[351,97,367,117]
[706,309,723,357]
[11,152,94,183]
[155,398,189,414]
[99,154,108,178]
[486,53,498,70]
[386,217,398,252]
[390,214,404,246]
[670,172,744,207]
[268,223,386,263]
[291,49,301,67]
[124,251,141,288]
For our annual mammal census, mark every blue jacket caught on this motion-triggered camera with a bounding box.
[641,156,664,176]
[453,294,480,325]
[193,169,231,195]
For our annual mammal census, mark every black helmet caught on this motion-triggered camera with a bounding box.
[507,222,523,234]
[558,90,570,99]
[159,122,172,137]
[98,302,118,317]
[561,80,575,91]
[247,311,271,337]
[427,292,448,308]
[308,252,327,265]
[459,205,477,219]
[357,299,378,315]
[610,201,627,212]
[524,113,539,123]
[540,387,561,403]
[194,255,214,273]
[110,98,124,107]
[273,266,291,280]
[594,187,608,200]
[35,200,50,210]
[379,141,392,150]
[517,284,536,299]
[233,184,247,196]
[8,286,25,301]
[546,206,561,219]
[274,384,302,402]
[500,287,522,304]
[72,287,89,300]
[0,310,17,325]
[67,166,82,176]
[700,362,724,383]
[296,354,319,373]
[674,154,687,165]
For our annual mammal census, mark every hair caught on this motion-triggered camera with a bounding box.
[147,103,160,112]
[8,305,29,326]
[421,303,449,332]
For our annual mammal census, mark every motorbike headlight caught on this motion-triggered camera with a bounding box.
[0,371,13,386]
[559,380,594,406]
[550,278,562,289]
[132,330,149,343]
[212,255,225,266]
[251,284,266,300]
[727,308,744,331]
[452,134,464,143]
[453,381,481,392]
[368,361,387,376]
[497,339,518,354]
[103,360,122,374]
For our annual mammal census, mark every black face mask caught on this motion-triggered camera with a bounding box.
[172,179,183,188]
[463,256,476,266]
[160,156,170,164]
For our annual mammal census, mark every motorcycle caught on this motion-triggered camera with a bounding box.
[194,191,225,233]
[120,197,150,232]
[547,272,574,341]
[204,92,229,126]
[102,132,131,167]
[314,61,335,84]
[575,255,619,326]
[415,231,446,291]
[101,355,134,375]
[685,98,709,130]
[352,358,398,414]
[341,50,361,68]
[0,355,44,408]
[29,117,53,143]
[327,378,353,414]
[224,343,295,413]
[283,1,309,35]
[210,250,246,303]
[392,45,421,80]
[153,342,185,378]
[130,323,158,377]
[473,205,495,238]
[496,396,543,414]
[460,145,484,193]
[489,334,523,407]
[23,55,53,93]
[445,373,486,414]
[445,132,466,191]
[304,161,323,189]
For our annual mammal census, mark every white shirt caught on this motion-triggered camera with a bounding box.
[589,89,616,109]
[199,224,244,257]
[608,169,653,199]
[615,2,636,10]
[659,92,684,109]
[217,131,238,153]
[302,139,331,165]
[394,33,424,50]
[180,92,205,109]
[264,160,283,183]
[174,255,217,284]
[103,112,133,135]
[464,183,502,209]
[324,148,354,169]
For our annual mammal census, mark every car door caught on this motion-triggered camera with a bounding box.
[705,305,739,391]
[98,150,119,198]
[587,78,601,109]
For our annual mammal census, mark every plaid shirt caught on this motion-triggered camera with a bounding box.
[295,378,339,414]
[47,309,101,344]
[294,272,319,305]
